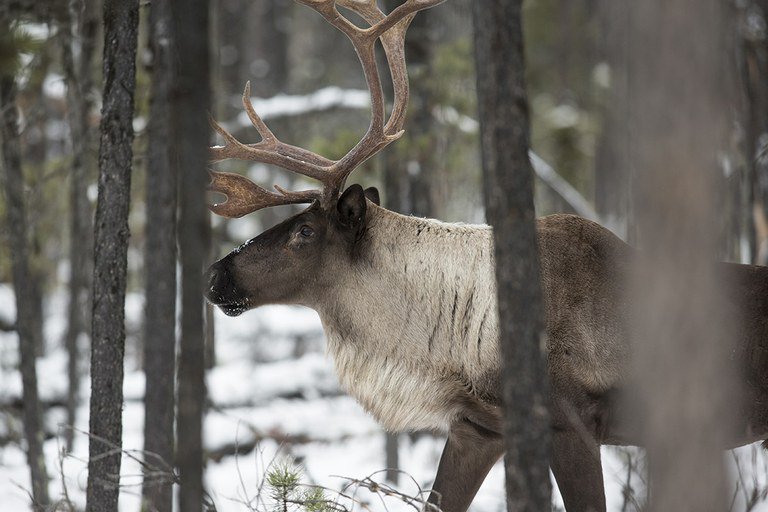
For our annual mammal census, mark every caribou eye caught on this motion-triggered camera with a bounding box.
[299,225,314,238]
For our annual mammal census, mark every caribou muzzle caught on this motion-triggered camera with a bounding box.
[205,259,249,316]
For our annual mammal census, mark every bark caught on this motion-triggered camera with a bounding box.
[85,0,139,509]
[0,68,51,512]
[624,1,739,509]
[172,0,211,508]
[141,0,177,509]
[61,0,97,453]
[472,2,551,511]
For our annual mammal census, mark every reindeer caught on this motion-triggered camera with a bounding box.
[205,1,768,511]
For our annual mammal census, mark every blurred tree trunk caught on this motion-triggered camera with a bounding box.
[141,0,177,509]
[0,63,51,512]
[743,0,768,264]
[381,0,435,218]
[624,0,739,510]
[61,0,97,453]
[472,2,551,511]
[252,0,289,97]
[594,0,631,239]
[172,0,210,509]
[254,0,290,230]
[85,0,139,509]
[16,17,50,359]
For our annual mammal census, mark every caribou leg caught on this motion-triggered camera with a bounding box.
[427,418,504,512]
[550,429,606,512]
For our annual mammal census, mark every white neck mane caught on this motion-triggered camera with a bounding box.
[313,205,501,432]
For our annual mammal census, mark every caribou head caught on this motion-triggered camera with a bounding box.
[205,0,443,315]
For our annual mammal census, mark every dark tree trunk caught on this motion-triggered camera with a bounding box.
[472,2,551,511]
[172,0,211,508]
[142,0,177,509]
[623,0,738,509]
[85,0,139,509]
[0,69,51,512]
[61,0,97,453]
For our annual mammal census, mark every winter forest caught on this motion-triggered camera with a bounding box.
[2,0,768,511]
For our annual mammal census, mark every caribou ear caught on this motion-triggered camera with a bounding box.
[337,184,367,229]
[364,187,380,206]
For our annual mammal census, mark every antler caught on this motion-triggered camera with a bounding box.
[208,0,445,219]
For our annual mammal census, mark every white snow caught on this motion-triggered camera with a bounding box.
[243,87,369,121]
[42,73,67,101]
[0,285,766,511]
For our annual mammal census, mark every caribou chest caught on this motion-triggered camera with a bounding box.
[316,208,501,433]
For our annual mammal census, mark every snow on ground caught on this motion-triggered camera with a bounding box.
[0,284,767,511]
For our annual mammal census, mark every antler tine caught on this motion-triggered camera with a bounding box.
[209,82,334,174]
[207,0,443,218]
[296,0,446,195]
[208,81,335,217]
[207,170,322,219]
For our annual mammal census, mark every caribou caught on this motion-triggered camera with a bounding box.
[204,1,768,511]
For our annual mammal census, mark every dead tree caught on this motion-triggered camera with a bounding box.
[472,1,552,510]
[85,0,139,509]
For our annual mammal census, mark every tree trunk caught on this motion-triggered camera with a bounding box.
[384,432,400,485]
[85,0,139,509]
[743,0,768,264]
[381,0,436,218]
[172,0,211,508]
[623,1,739,509]
[594,0,631,238]
[142,0,177,509]
[0,67,51,512]
[61,0,97,453]
[472,2,551,511]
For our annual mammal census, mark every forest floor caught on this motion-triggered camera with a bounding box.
[0,284,766,511]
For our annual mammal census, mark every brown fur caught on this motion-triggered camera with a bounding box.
[206,192,768,512]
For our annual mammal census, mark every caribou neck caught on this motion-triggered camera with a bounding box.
[311,204,503,432]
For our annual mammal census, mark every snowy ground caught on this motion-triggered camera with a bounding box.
[0,284,766,511]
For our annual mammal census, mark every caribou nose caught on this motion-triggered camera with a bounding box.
[205,260,237,304]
